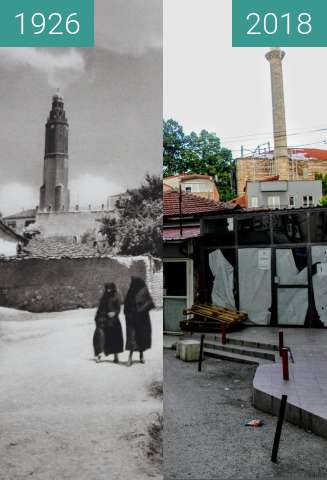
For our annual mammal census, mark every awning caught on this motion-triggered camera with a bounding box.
[163,227,200,241]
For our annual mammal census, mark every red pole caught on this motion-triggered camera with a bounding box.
[221,326,226,345]
[278,331,284,357]
[281,347,289,381]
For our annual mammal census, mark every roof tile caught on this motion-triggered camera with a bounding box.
[164,191,233,217]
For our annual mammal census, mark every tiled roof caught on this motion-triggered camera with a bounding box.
[231,194,247,208]
[239,148,327,161]
[290,148,327,160]
[163,226,200,241]
[260,175,280,182]
[4,209,37,220]
[164,191,233,217]
[24,238,99,259]
[164,173,213,181]
[0,220,25,241]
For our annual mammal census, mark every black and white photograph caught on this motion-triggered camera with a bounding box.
[0,1,163,479]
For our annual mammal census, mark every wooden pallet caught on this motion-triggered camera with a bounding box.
[181,303,247,333]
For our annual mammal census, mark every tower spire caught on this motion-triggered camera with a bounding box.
[265,47,289,179]
[39,95,70,212]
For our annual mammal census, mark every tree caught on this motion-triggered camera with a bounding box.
[163,119,235,201]
[163,119,187,176]
[315,173,327,196]
[99,217,118,248]
[99,174,162,258]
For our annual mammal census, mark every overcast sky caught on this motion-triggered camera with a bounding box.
[0,0,162,216]
[164,0,327,157]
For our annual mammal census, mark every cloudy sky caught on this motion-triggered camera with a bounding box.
[164,0,327,157]
[0,0,162,215]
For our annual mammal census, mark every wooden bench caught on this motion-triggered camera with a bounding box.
[181,303,247,336]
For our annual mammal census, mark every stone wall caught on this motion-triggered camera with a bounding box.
[0,256,162,313]
[36,209,115,240]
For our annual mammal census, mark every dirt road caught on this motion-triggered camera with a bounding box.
[0,307,162,480]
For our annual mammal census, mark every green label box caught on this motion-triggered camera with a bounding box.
[233,0,327,47]
[0,0,94,47]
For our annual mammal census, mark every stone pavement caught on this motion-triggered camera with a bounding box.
[164,327,327,439]
[246,327,327,439]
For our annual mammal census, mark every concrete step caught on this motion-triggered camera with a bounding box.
[204,347,271,365]
[204,334,278,352]
[203,341,276,362]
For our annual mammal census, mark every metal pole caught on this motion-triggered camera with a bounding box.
[221,326,226,345]
[271,395,288,463]
[198,334,205,372]
[179,184,183,238]
[281,347,289,381]
[278,331,284,357]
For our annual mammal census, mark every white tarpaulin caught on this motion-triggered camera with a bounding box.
[312,246,327,326]
[276,249,308,325]
[238,248,271,325]
[209,249,235,309]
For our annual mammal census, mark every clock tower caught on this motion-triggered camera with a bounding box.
[39,93,70,212]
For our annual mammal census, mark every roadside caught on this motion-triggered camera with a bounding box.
[164,349,327,480]
[0,307,163,480]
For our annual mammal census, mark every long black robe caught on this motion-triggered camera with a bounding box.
[124,278,155,352]
[93,290,124,356]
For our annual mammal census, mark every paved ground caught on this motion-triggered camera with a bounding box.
[164,349,327,480]
[0,307,163,480]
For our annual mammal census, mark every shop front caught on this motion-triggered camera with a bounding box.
[200,208,327,327]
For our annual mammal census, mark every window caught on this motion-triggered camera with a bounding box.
[7,221,16,229]
[310,211,327,243]
[202,217,235,245]
[267,196,280,209]
[25,220,34,227]
[303,195,313,208]
[251,197,258,208]
[289,196,295,208]
[273,213,308,244]
[163,262,187,297]
[183,183,210,193]
[238,215,271,245]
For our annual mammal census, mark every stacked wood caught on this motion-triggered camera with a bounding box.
[181,304,247,333]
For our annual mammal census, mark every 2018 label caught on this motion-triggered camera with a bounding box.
[246,12,312,36]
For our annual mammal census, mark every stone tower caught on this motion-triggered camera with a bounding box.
[265,48,289,179]
[39,94,70,212]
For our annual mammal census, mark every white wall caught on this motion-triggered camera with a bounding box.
[0,238,17,256]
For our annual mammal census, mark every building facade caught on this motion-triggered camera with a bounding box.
[163,190,236,332]
[246,179,322,209]
[164,174,220,201]
[3,209,36,234]
[236,149,327,196]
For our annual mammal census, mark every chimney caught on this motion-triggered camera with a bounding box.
[265,48,289,179]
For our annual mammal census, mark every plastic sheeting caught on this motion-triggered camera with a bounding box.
[209,247,315,326]
[209,249,235,309]
[276,249,308,325]
[276,249,307,285]
[312,246,327,326]
[238,248,272,325]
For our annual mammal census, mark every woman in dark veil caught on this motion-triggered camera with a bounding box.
[124,276,155,366]
[93,282,124,363]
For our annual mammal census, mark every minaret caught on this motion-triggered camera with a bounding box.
[39,93,70,212]
[265,48,289,179]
